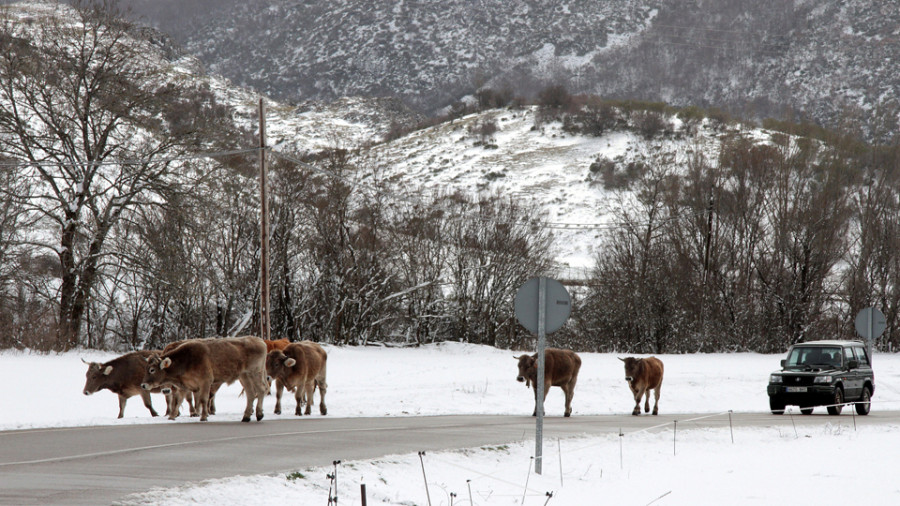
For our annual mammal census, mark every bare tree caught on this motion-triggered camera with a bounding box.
[0,2,228,350]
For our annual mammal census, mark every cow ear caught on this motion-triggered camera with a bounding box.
[284,358,297,368]
[160,357,172,369]
[102,365,113,376]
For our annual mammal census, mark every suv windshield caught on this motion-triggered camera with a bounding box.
[786,346,842,368]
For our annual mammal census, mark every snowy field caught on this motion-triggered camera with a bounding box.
[3,342,900,504]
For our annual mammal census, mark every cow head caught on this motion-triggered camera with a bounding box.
[619,357,641,384]
[82,358,114,395]
[515,354,536,387]
[266,350,297,382]
[141,353,172,391]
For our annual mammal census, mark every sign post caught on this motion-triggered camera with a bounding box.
[854,306,886,363]
[514,277,570,475]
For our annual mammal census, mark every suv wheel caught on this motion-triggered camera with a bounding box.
[826,387,844,415]
[769,397,785,415]
[856,387,872,416]
[800,406,814,415]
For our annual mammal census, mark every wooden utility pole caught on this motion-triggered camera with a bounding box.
[258,98,271,341]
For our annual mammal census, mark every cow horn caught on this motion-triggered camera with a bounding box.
[618,357,626,362]
[81,358,91,365]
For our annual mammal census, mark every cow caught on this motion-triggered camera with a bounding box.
[82,351,162,418]
[514,348,581,417]
[265,341,327,416]
[141,335,268,422]
[619,356,664,416]
[264,338,291,352]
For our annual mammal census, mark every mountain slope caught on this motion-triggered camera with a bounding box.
[121,0,899,140]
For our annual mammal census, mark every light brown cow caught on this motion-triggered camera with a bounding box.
[264,338,291,352]
[141,336,268,422]
[619,356,664,416]
[515,348,581,417]
[265,341,327,416]
[83,351,162,418]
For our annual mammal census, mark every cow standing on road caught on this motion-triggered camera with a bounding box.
[619,356,664,416]
[141,336,268,422]
[82,351,162,418]
[515,348,581,417]
[266,341,328,416]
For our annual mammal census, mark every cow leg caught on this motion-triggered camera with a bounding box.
[632,386,645,416]
[208,382,221,416]
[274,380,284,415]
[317,379,327,416]
[652,386,661,415]
[644,389,651,413]
[563,379,577,417]
[238,377,256,423]
[240,370,266,422]
[196,383,211,422]
[140,390,159,417]
[531,384,539,416]
[294,387,305,416]
[116,394,128,419]
[186,391,198,417]
[303,380,316,415]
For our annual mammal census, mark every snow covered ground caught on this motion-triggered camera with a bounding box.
[4,343,900,504]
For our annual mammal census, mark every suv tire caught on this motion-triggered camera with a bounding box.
[856,387,872,416]
[769,397,785,415]
[800,406,814,415]
[826,387,844,415]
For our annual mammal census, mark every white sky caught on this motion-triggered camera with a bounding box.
[3,343,900,504]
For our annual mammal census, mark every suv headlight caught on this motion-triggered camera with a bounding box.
[814,375,833,383]
[770,375,783,384]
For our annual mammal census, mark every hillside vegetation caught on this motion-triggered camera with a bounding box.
[1,2,898,355]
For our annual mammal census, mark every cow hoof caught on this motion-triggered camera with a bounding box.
[632,411,640,416]
[190,413,199,417]
[564,412,571,418]
[320,408,327,416]
[256,413,264,421]
[274,408,281,415]
[241,416,250,423]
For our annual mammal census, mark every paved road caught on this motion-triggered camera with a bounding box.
[2,411,897,504]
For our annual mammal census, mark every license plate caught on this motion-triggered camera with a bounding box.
[786,386,807,393]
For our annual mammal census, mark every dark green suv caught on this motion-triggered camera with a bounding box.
[767,340,874,415]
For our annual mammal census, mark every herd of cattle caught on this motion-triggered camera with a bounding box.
[83,338,664,422]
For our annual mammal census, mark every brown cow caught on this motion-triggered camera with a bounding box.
[141,336,268,422]
[83,351,162,418]
[264,338,291,352]
[619,356,664,416]
[265,341,327,416]
[515,348,581,417]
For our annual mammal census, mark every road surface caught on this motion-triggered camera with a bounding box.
[1,411,897,504]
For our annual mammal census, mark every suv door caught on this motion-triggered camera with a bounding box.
[842,346,862,400]
[853,345,874,398]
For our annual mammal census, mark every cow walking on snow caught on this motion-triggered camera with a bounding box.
[515,348,581,417]
[619,356,664,416]
[266,341,328,416]
[141,336,268,422]
[83,351,162,418]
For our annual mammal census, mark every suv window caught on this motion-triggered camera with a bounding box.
[843,346,855,364]
[786,346,842,367]
[853,346,870,366]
